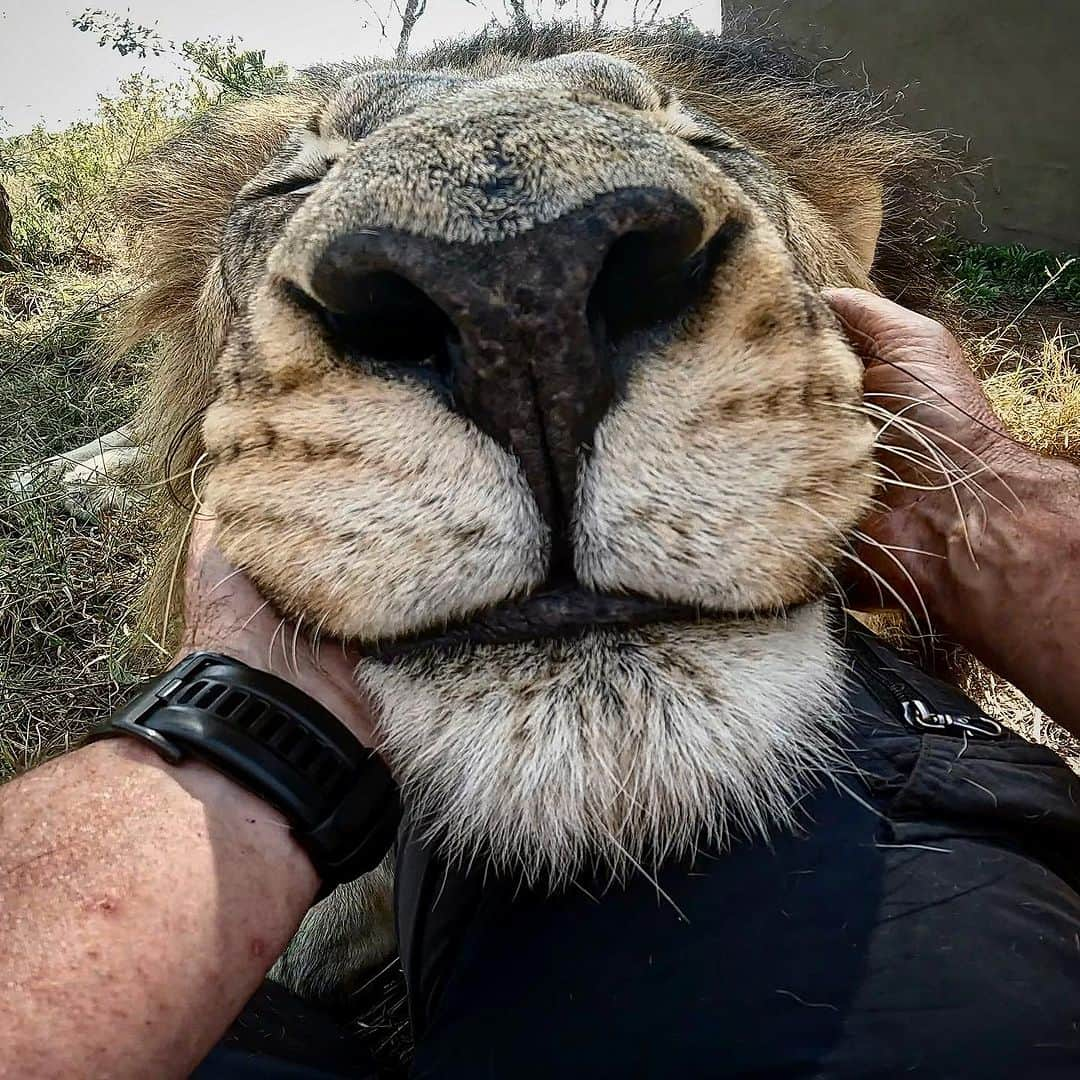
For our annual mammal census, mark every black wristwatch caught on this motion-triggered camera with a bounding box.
[86,652,400,894]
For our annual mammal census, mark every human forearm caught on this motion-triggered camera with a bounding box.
[0,738,319,1078]
[921,451,1080,733]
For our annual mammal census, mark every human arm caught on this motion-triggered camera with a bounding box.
[826,288,1080,733]
[0,518,378,1078]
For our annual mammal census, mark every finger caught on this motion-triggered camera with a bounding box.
[823,287,944,369]
[824,287,933,335]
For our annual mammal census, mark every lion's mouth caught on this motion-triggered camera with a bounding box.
[360,588,709,661]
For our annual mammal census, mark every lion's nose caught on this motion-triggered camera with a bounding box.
[300,186,718,562]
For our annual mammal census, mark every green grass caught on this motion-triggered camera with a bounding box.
[0,75,180,778]
[1,267,138,458]
[940,236,1080,313]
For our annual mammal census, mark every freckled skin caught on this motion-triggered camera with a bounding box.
[0,740,320,1078]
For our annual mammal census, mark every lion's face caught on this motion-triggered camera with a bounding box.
[165,37,898,878]
[204,51,874,643]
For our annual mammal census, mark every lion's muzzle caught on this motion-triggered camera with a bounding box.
[287,187,731,570]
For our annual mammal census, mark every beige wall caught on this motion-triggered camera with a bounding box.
[725,0,1080,253]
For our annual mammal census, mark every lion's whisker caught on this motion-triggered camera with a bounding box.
[873,445,995,493]
[837,549,929,637]
[188,451,211,514]
[209,566,248,595]
[268,616,290,674]
[853,401,982,561]
[311,613,331,670]
[856,399,1019,513]
[851,528,935,632]
[826,395,1007,491]
[782,495,933,634]
[290,616,305,678]
[239,599,272,631]
[604,834,690,923]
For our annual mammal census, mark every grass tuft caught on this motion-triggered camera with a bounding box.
[978,330,1080,460]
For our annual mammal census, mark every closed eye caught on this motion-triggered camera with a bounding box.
[243,129,351,201]
[686,133,752,157]
[253,173,328,200]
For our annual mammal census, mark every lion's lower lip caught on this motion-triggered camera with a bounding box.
[359,589,708,661]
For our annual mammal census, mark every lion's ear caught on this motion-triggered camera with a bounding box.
[832,177,884,272]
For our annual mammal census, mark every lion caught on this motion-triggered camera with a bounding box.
[101,20,953,1004]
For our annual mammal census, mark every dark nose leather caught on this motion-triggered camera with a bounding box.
[303,186,709,561]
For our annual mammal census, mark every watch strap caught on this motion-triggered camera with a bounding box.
[87,653,400,892]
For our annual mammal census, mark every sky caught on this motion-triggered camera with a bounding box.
[0,0,724,135]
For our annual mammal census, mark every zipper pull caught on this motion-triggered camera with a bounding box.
[900,698,1004,740]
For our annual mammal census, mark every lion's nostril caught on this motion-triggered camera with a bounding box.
[589,218,743,346]
[301,269,459,385]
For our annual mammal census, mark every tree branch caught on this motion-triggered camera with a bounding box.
[395,0,427,60]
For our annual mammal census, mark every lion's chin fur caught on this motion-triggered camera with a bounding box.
[359,600,847,885]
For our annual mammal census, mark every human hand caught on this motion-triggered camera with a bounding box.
[179,514,379,747]
[824,288,1023,623]
[825,289,1080,727]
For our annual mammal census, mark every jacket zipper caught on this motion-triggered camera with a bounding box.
[847,629,1004,741]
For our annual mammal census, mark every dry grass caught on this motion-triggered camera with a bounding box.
[979,329,1080,459]
[963,660,1080,770]
[0,75,177,780]
[0,477,156,778]
[0,263,160,780]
